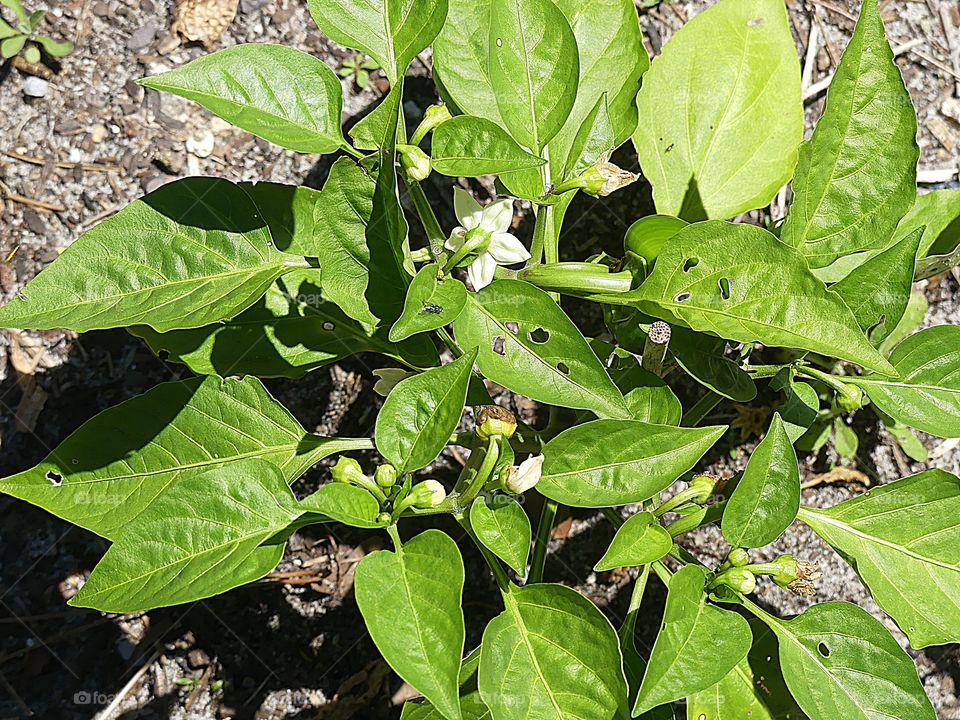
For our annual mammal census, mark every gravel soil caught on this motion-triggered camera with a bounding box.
[1,0,959,717]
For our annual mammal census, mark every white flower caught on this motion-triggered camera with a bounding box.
[445,188,530,290]
[504,454,544,494]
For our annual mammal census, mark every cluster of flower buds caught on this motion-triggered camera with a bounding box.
[712,549,821,597]
[330,457,448,520]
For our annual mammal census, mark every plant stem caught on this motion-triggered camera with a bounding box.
[796,365,852,394]
[651,560,673,585]
[457,513,511,591]
[530,499,558,583]
[681,390,723,427]
[601,507,625,529]
[618,564,650,647]
[436,326,464,358]
[386,523,402,549]
[340,142,364,160]
[407,180,446,253]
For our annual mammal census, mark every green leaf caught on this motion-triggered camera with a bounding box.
[0,177,302,333]
[431,115,546,176]
[875,408,928,462]
[633,0,802,220]
[722,413,800,548]
[602,349,683,424]
[349,83,403,151]
[780,0,919,269]
[594,511,672,571]
[71,459,307,613]
[22,40,37,63]
[877,291,927,358]
[133,269,437,378]
[832,417,859,459]
[1,0,28,26]
[33,34,72,56]
[0,18,17,38]
[635,565,751,714]
[479,583,628,720]
[687,619,804,720]
[896,189,960,258]
[469,494,531,576]
[670,327,757,402]
[538,419,726,507]
[298,482,383,528]
[315,154,412,329]
[402,691,491,720]
[624,221,895,375]
[754,601,935,720]
[0,34,25,58]
[488,0,579,152]
[237,181,324,256]
[799,469,960,648]
[561,94,615,181]
[139,44,345,153]
[307,0,447,82]
[376,349,477,472]
[390,265,468,342]
[848,325,960,437]
[356,530,465,720]
[776,377,820,444]
[831,227,922,345]
[0,376,370,539]
[455,280,629,418]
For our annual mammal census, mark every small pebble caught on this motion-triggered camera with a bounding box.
[186,130,215,158]
[128,21,158,51]
[90,124,108,143]
[22,76,49,98]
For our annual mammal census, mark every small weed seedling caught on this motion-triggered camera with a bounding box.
[0,0,72,64]
[2,0,960,717]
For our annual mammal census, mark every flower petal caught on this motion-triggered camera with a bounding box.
[487,232,531,264]
[454,188,483,231]
[481,197,515,234]
[467,253,497,291]
[445,227,467,252]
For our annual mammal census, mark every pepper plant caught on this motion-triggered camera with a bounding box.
[2,0,959,717]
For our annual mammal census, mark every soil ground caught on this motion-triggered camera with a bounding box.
[1,0,959,717]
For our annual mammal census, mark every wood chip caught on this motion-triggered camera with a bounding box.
[172,0,238,46]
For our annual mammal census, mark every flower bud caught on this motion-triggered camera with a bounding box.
[579,158,639,198]
[835,383,864,412]
[687,474,720,504]
[375,464,398,488]
[476,405,517,440]
[727,547,750,567]
[409,479,447,508]
[398,144,432,181]
[376,512,392,525]
[503,454,544,494]
[410,103,452,145]
[716,567,757,594]
[330,456,365,485]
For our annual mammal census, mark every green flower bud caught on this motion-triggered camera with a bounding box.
[768,554,798,588]
[330,456,365,485]
[409,479,447,508]
[410,103,452,145]
[835,383,864,412]
[376,512,392,525]
[398,144,432,181]
[476,405,517,440]
[687,474,720,504]
[375,464,398,488]
[555,157,639,198]
[714,567,756,595]
[727,548,750,567]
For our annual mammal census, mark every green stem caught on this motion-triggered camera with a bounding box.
[407,180,446,253]
[436,326,464,358]
[651,560,673,585]
[518,263,634,295]
[530,499,558,583]
[681,390,723,427]
[386,523,402,549]
[529,205,549,266]
[461,435,501,504]
[618,564,650,646]
[601,507,625,529]
[457,513,511,591]
[796,365,851,394]
[341,142,364,160]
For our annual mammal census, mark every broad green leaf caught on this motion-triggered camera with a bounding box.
[469,494,531,576]
[298,482,383,528]
[894,189,960,258]
[875,408,928,462]
[307,0,448,82]
[723,413,800,548]
[624,221,895,375]
[376,349,477,472]
[831,228,922,345]
[635,565,751,715]
[455,280,629,418]
[799,469,960,648]
[34,34,72,57]
[848,325,960,437]
[237,181,324,256]
[488,0,578,152]
[781,0,919,269]
[594,511,672,571]
[776,377,820,443]
[357,530,464,719]
[754,601,935,720]
[479,583,628,720]
[877,291,927,358]
[0,376,370,539]
[349,82,403,151]
[390,266,468,342]
[133,269,437,378]
[548,0,647,181]
[538,419,726,507]
[670,327,757,402]
[140,44,345,154]
[0,34,25,58]
[603,349,683,424]
[0,178,303,333]
[431,116,545,177]
[315,154,411,329]
[0,18,16,38]
[71,459,314,613]
[624,214,689,268]
[687,619,804,720]
[633,0,802,219]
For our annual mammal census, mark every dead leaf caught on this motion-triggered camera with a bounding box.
[801,466,871,490]
[172,0,238,46]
